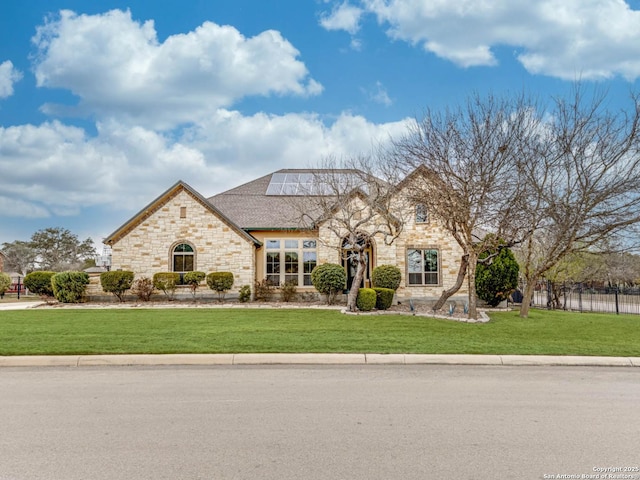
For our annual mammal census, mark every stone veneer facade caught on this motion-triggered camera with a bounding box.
[316,196,468,301]
[107,181,467,303]
[109,189,255,293]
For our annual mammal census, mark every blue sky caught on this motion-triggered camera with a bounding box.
[2,0,640,250]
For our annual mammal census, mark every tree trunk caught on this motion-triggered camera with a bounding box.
[347,252,367,312]
[467,251,478,320]
[432,254,469,311]
[519,278,536,318]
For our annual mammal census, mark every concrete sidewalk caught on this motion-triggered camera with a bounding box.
[1,302,637,367]
[1,353,638,367]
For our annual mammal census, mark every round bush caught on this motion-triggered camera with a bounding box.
[373,287,395,310]
[24,271,56,297]
[100,270,134,302]
[184,271,206,298]
[153,272,180,300]
[183,271,205,286]
[356,288,376,311]
[311,263,346,305]
[371,265,402,290]
[51,271,89,303]
[206,272,234,301]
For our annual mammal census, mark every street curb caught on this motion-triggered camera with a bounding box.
[1,353,639,367]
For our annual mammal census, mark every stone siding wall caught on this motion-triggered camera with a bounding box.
[110,190,255,292]
[317,193,468,302]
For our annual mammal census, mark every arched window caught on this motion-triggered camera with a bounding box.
[172,243,195,273]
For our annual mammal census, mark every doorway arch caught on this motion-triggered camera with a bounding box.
[341,233,374,291]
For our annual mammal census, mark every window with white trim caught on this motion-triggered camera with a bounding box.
[407,248,439,285]
[265,239,317,286]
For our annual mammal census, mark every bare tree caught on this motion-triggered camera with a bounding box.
[386,93,536,319]
[293,157,405,312]
[516,88,640,317]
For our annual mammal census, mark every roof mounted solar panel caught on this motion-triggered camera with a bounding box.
[265,171,366,196]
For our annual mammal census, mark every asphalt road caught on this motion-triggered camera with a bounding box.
[1,366,639,480]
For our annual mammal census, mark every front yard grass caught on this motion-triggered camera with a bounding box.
[0,308,639,357]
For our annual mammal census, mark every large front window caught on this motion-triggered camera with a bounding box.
[407,248,439,285]
[265,239,317,286]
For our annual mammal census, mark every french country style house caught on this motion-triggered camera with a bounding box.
[103,169,468,302]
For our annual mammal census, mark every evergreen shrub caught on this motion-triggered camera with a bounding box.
[476,247,519,307]
[100,270,134,302]
[0,272,10,298]
[153,272,180,300]
[356,288,376,311]
[51,271,89,303]
[24,271,56,298]
[183,271,206,298]
[373,287,395,310]
[206,272,234,301]
[371,265,402,290]
[311,263,346,305]
[238,285,251,303]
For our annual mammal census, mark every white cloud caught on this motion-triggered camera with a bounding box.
[320,2,364,34]
[181,110,410,193]
[366,81,392,106]
[0,196,50,218]
[32,9,323,129]
[0,112,411,216]
[359,0,640,80]
[0,61,23,98]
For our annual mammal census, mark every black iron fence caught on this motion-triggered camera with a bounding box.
[532,281,640,315]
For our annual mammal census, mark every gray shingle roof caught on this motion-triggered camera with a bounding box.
[208,169,338,230]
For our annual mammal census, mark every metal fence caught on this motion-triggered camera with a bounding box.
[3,276,26,298]
[532,281,640,315]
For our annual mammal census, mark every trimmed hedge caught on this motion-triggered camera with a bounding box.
[24,271,56,297]
[51,271,89,303]
[100,271,134,302]
[184,271,206,298]
[373,287,395,310]
[153,272,180,300]
[371,265,402,290]
[356,288,377,311]
[206,272,234,301]
[311,263,346,305]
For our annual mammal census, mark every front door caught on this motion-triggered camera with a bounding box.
[342,235,373,291]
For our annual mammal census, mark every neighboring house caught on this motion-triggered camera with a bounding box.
[104,169,468,301]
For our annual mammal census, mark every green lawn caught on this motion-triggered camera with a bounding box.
[0,308,639,356]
